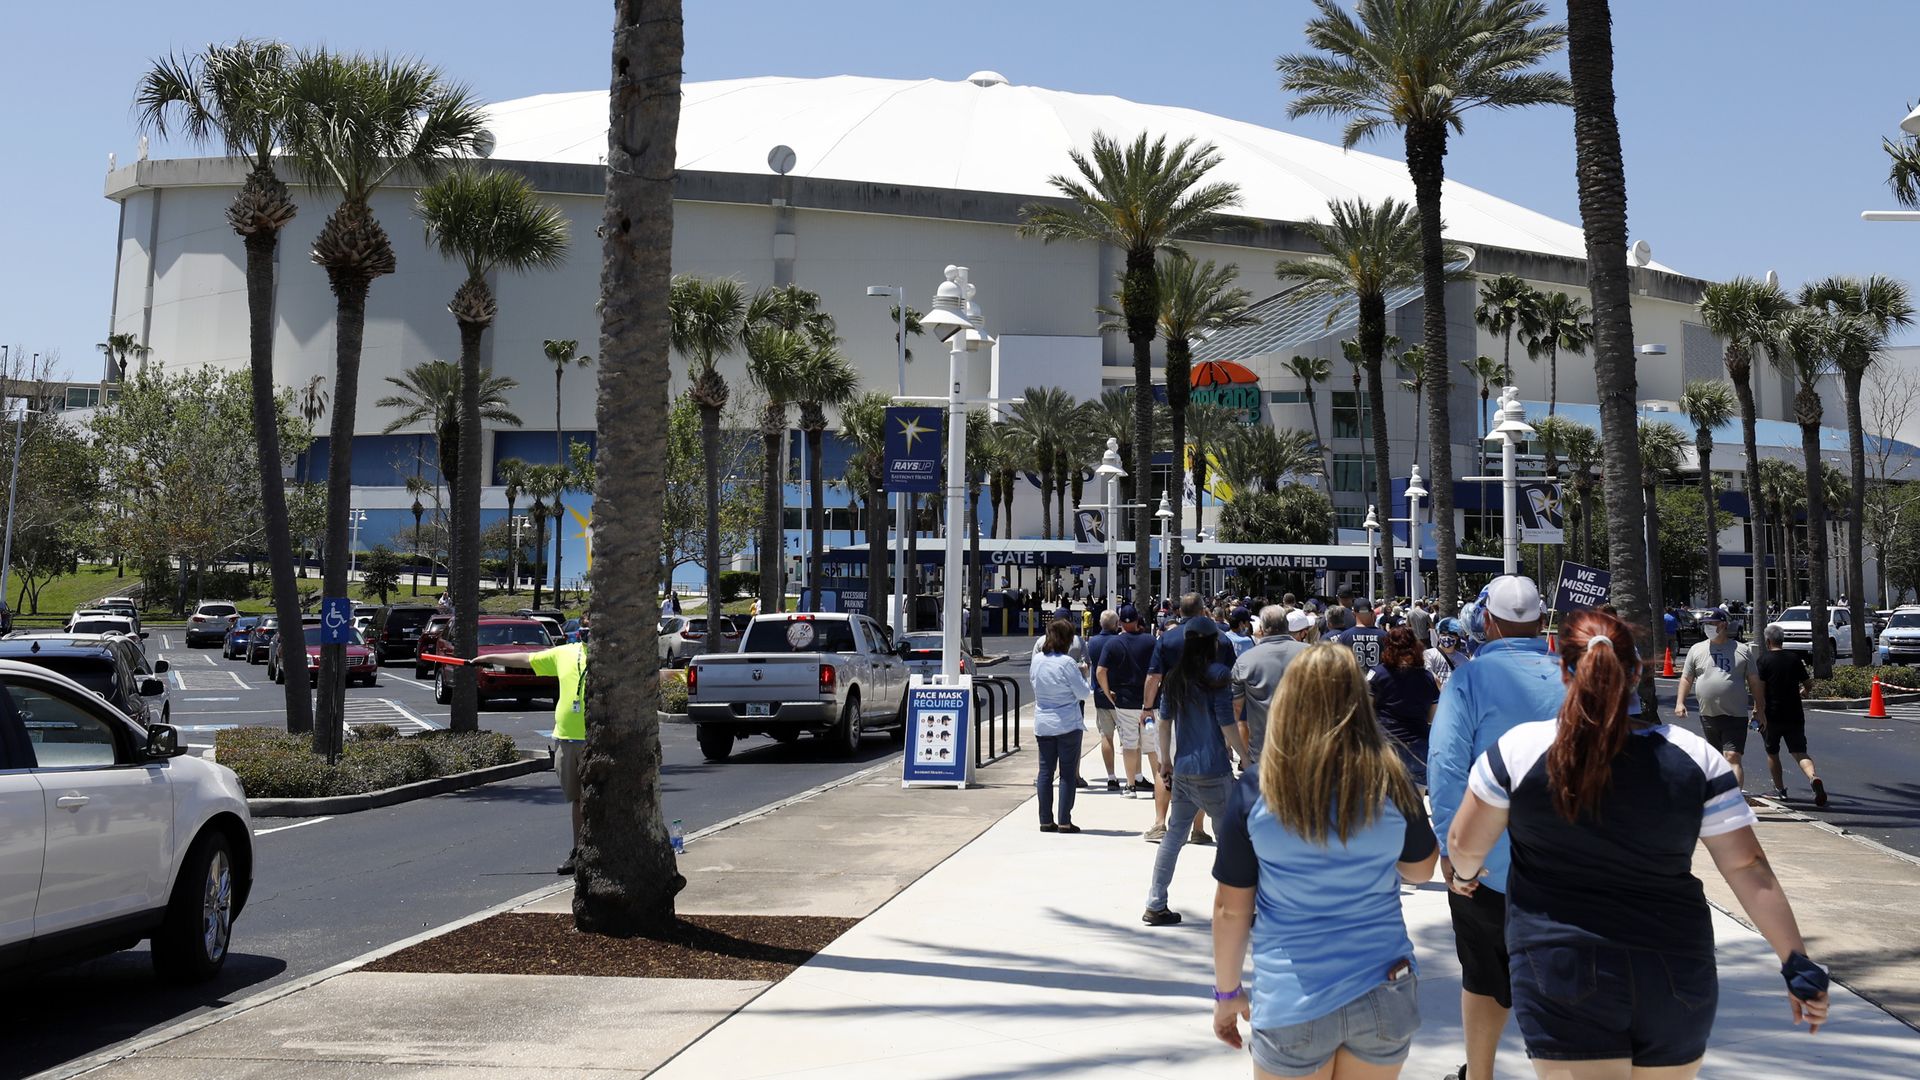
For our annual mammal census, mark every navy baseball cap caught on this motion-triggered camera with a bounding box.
[1053,608,1075,621]
[1118,604,1142,622]
[1702,607,1731,623]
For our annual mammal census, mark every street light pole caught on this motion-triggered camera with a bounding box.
[1483,386,1535,577]
[918,266,988,682]
[1402,465,1428,610]
[1093,438,1128,609]
[1155,491,1173,608]
[1363,505,1381,602]
[868,284,911,635]
[348,509,368,578]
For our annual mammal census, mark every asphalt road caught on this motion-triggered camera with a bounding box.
[4,629,982,1079]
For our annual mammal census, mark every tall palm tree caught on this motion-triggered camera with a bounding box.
[668,277,746,629]
[95,332,151,382]
[1553,418,1601,564]
[376,361,523,491]
[1153,253,1257,583]
[839,390,892,618]
[580,0,684,935]
[418,167,568,734]
[1474,273,1539,386]
[743,286,835,612]
[1281,0,1571,611]
[1698,275,1793,624]
[1638,420,1686,630]
[791,346,860,607]
[542,338,593,604]
[1520,290,1594,416]
[524,463,567,610]
[1277,197,1444,602]
[1019,131,1241,605]
[1799,274,1913,659]
[1007,387,1077,540]
[1678,380,1737,605]
[1461,353,1503,533]
[282,49,486,752]
[1396,344,1428,467]
[499,457,529,594]
[1282,354,1334,497]
[1758,459,1806,607]
[135,39,314,734]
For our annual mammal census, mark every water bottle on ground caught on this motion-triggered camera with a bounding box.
[669,819,685,855]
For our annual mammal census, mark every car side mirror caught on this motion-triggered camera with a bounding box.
[153,659,170,673]
[139,630,150,639]
[139,676,167,697]
[896,640,913,658]
[144,723,184,758]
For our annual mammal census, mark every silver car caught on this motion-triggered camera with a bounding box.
[899,631,969,679]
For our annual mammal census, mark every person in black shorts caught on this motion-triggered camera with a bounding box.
[1757,623,1827,806]
[1446,610,1830,1078]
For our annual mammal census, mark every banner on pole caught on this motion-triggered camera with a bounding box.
[1072,508,1105,554]
[1553,560,1612,612]
[1516,481,1565,544]
[883,407,943,494]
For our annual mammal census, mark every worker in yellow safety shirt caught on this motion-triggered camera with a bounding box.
[466,637,589,875]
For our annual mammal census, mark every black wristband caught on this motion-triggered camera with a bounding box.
[1781,951,1829,1001]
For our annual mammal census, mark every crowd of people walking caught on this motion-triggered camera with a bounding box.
[1032,578,1832,1080]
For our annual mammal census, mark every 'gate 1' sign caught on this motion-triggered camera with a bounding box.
[1553,561,1612,613]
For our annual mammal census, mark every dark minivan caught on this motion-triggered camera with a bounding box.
[371,604,437,665]
[0,635,170,727]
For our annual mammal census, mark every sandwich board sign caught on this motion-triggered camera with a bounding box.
[901,674,972,788]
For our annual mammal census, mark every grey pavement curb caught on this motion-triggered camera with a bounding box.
[36,750,909,1080]
[1803,689,1920,710]
[246,750,551,818]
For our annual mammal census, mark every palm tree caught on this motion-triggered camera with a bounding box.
[791,346,860,607]
[499,458,530,594]
[1278,198,1446,602]
[1520,290,1594,416]
[1461,353,1503,532]
[1639,420,1687,629]
[377,361,523,489]
[1758,459,1806,607]
[579,0,684,935]
[839,390,893,619]
[1474,274,1539,387]
[1086,387,1140,529]
[281,49,486,752]
[668,277,746,630]
[1008,387,1077,540]
[1552,419,1601,564]
[417,167,568,733]
[1152,253,1257,583]
[1678,380,1737,605]
[1281,0,1571,611]
[542,338,594,605]
[1799,274,1913,660]
[1396,345,1429,467]
[1282,354,1334,497]
[134,39,313,735]
[299,375,330,430]
[523,463,567,610]
[1217,425,1324,497]
[743,286,836,612]
[1019,131,1241,605]
[96,332,151,382]
[1698,276,1793,625]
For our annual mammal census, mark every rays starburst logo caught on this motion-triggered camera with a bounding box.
[896,414,932,452]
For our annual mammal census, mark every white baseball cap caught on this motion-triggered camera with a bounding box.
[1483,575,1544,622]
[1285,609,1316,634]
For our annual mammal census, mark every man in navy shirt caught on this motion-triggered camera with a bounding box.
[1335,601,1385,672]
[1084,610,1124,791]
[1098,605,1162,812]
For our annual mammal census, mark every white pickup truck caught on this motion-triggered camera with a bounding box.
[685,612,911,762]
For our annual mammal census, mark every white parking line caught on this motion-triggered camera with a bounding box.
[184,696,238,702]
[382,672,434,690]
[226,670,253,690]
[253,816,333,836]
[387,698,442,730]
[161,634,172,649]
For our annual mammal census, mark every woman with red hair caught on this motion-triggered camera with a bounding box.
[1369,625,1439,789]
[1445,610,1828,1079]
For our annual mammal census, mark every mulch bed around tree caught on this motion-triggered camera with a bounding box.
[362,912,858,980]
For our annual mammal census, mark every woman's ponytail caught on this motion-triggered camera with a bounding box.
[1545,610,1641,821]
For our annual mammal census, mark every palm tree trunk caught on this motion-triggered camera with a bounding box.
[452,315,485,733]
[1039,464,1053,540]
[1844,371,1871,660]
[1801,417,1833,677]
[759,412,783,614]
[575,0,685,936]
[1361,295,1396,600]
[552,368,566,605]
[316,275,370,759]
[241,226,313,736]
[1568,0,1658,702]
[806,425,825,607]
[1698,435,1721,605]
[700,402,724,630]
[1548,343,1561,417]
[1125,250,1157,608]
[866,476,885,627]
[1307,389,1333,501]
[1171,404,1187,592]
[1733,373,1770,620]
[968,475,984,655]
[1643,480,1665,628]
[1405,119,1457,612]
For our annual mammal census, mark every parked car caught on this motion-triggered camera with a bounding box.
[0,657,251,981]
[97,600,142,635]
[246,617,279,664]
[660,616,741,667]
[563,618,589,643]
[185,601,240,647]
[898,631,970,680]
[268,621,379,687]
[1772,605,1856,663]
[1669,608,1706,649]
[434,616,559,706]
[66,614,141,639]
[223,617,263,660]
[412,614,454,677]
[1875,606,1920,666]
[0,634,171,727]
[369,603,436,665]
[686,612,909,762]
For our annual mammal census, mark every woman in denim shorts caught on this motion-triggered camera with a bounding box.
[1210,644,1439,1078]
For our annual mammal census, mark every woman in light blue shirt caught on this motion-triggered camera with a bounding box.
[1031,618,1092,833]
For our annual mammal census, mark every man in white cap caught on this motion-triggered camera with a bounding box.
[1230,605,1314,755]
[1426,576,1567,1080]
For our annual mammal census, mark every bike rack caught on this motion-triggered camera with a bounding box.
[971,675,1023,769]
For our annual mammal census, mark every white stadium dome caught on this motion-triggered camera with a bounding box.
[482,73,1670,271]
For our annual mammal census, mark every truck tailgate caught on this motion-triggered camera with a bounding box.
[692,654,825,700]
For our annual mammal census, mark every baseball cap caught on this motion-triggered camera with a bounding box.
[1436,617,1464,636]
[1285,609,1316,634]
[1053,608,1075,622]
[1482,576,1544,622]
[1118,604,1142,623]
[1230,606,1251,625]
[1702,607,1730,623]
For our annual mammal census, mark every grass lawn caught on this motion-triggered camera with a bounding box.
[9,565,140,623]
[10,565,590,623]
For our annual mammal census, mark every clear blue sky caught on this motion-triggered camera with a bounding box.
[4,1,1917,380]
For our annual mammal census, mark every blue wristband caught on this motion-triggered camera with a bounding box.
[1212,985,1243,1002]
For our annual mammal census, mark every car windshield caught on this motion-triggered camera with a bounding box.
[386,609,433,630]
[16,656,118,698]
[1779,608,1810,622]
[1888,613,1920,628]
[234,618,259,631]
[69,621,127,636]
[478,623,552,647]
[904,635,942,655]
[741,618,857,653]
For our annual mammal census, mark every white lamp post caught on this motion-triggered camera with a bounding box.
[867,284,911,634]
[0,394,37,615]
[1483,386,1536,576]
[1362,505,1381,602]
[348,509,369,577]
[1093,438,1128,609]
[1154,491,1174,608]
[1402,465,1428,609]
[917,266,989,682]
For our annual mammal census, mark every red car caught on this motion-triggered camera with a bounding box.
[268,623,379,687]
[432,616,560,706]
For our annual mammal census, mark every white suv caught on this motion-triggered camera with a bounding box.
[185,601,240,648]
[0,659,252,981]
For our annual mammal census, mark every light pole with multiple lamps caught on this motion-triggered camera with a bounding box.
[1398,465,1428,609]
[915,266,994,682]
[1362,505,1381,602]
[1475,386,1536,576]
[1082,438,1142,610]
[1154,491,1174,608]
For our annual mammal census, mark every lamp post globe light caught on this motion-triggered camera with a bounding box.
[919,265,989,682]
[1093,438,1128,609]
[348,509,369,578]
[410,497,425,596]
[1154,491,1174,608]
[1403,465,1428,609]
[1483,386,1536,576]
[866,284,911,635]
[1362,505,1381,604]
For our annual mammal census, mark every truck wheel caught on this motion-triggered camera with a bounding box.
[151,829,233,983]
[697,725,734,762]
[835,695,863,758]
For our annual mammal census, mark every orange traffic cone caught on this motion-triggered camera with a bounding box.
[1661,647,1677,678]
[1869,676,1889,720]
